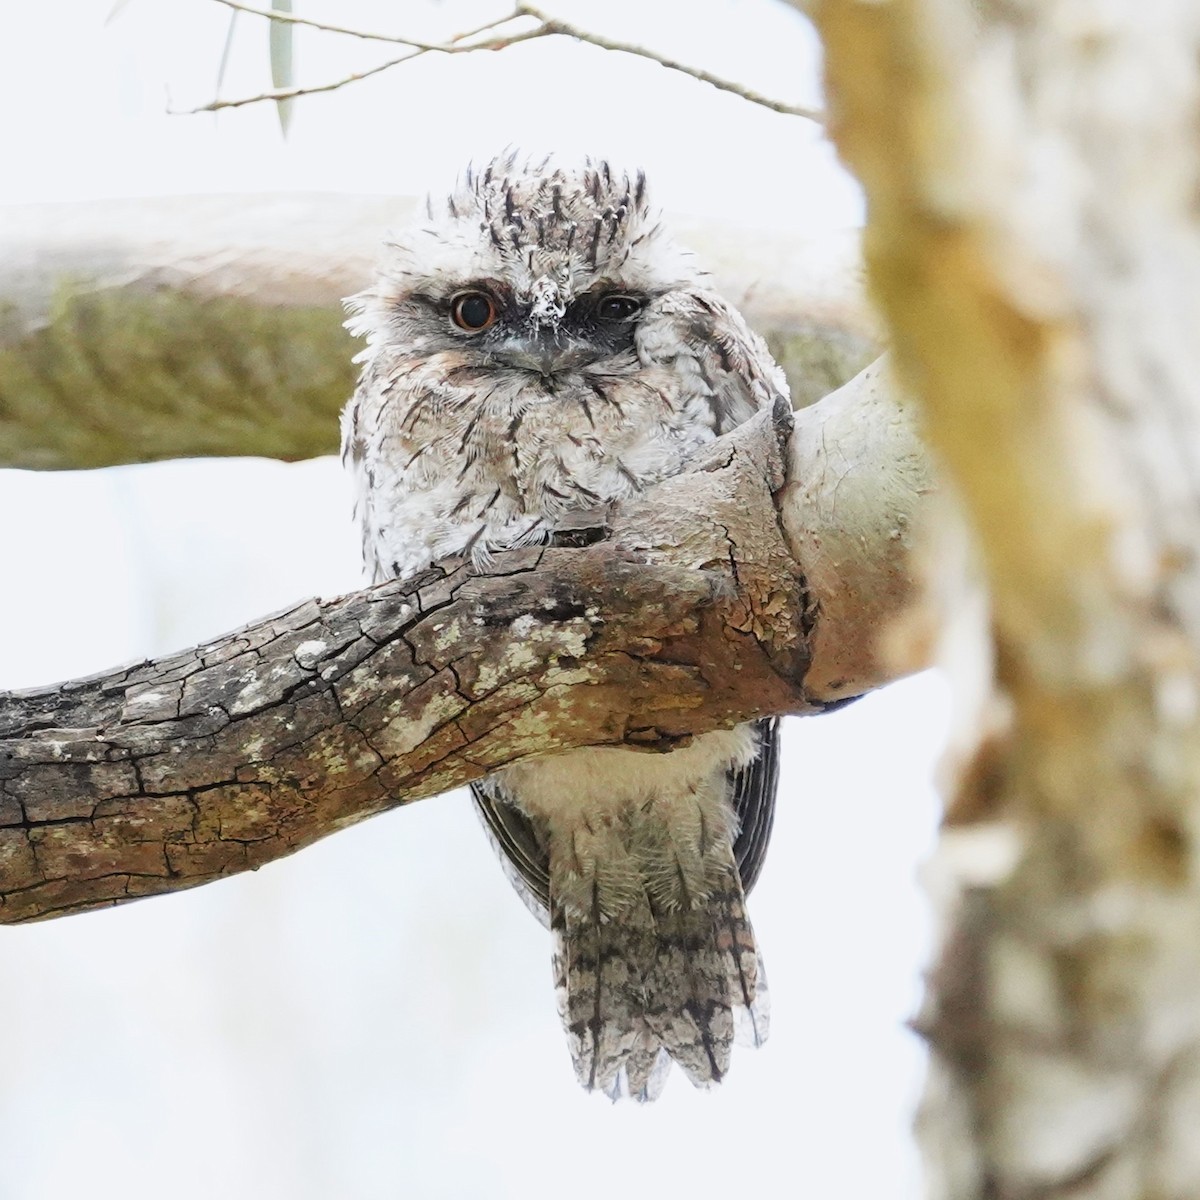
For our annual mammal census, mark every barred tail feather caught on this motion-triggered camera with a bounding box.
[735,952,771,1049]
[640,868,763,1089]
[551,891,660,1098]
[552,862,766,1101]
[473,721,779,1101]
[618,1035,672,1103]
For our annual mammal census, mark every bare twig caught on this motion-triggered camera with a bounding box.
[516,3,823,120]
[178,8,548,113]
[184,0,824,124]
[204,0,532,50]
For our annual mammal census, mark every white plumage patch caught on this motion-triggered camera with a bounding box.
[501,728,756,918]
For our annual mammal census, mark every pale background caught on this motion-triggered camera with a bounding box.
[0,3,945,1198]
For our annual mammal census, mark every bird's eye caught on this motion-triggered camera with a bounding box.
[450,291,498,332]
[595,294,643,321]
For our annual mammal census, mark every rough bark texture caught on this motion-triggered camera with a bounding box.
[0,195,877,469]
[0,360,933,924]
[0,400,829,921]
[815,1,1200,1196]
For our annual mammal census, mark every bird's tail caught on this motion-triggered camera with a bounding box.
[473,721,779,1101]
[550,844,768,1102]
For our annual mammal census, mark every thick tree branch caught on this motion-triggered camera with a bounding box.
[0,362,932,923]
[0,195,876,469]
[782,354,933,701]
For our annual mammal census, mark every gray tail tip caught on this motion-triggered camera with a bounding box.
[600,1048,673,1103]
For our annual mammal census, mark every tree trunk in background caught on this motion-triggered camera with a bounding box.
[814,1,1200,1195]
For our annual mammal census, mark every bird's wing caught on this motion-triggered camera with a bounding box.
[636,289,792,433]
[471,775,552,927]
[730,716,780,895]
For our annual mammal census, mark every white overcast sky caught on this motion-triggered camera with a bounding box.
[0,4,944,1199]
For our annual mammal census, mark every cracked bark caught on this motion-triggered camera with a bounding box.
[1,383,932,924]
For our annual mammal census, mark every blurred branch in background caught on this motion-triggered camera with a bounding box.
[0,196,875,469]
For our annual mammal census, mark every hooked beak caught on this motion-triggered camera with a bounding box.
[490,331,601,377]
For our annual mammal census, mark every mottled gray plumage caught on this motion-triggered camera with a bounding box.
[342,153,788,1100]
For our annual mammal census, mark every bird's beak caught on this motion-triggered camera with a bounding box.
[490,332,600,376]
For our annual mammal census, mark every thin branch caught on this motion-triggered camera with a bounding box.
[204,0,531,50]
[183,0,824,124]
[178,18,548,113]
[516,3,824,121]
[179,50,432,112]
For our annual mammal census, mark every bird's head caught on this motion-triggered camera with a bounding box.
[346,152,704,379]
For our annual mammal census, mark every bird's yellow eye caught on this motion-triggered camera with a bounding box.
[450,291,498,332]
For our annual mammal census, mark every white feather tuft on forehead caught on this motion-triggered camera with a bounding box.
[344,152,706,348]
